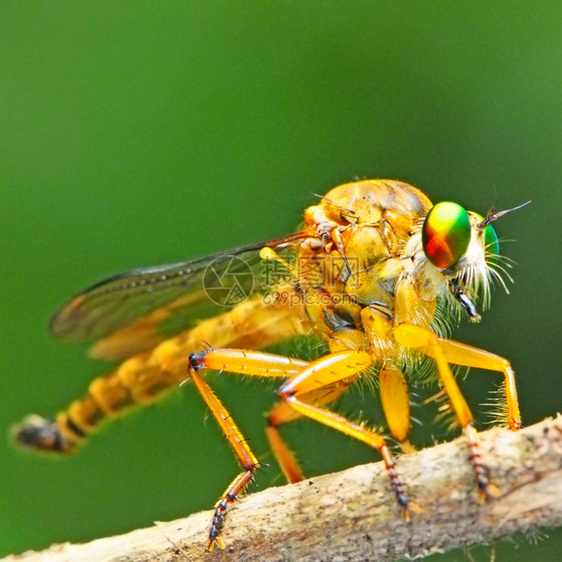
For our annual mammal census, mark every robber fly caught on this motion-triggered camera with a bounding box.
[14,180,528,550]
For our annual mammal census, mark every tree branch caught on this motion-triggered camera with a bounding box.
[5,416,562,562]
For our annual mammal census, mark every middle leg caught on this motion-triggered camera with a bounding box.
[276,350,411,516]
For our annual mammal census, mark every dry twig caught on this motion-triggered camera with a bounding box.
[4,416,562,562]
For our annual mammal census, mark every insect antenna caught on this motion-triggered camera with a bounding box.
[477,200,531,229]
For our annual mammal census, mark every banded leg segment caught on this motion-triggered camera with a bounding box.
[189,347,412,548]
[187,349,311,550]
[278,350,410,514]
[187,366,258,551]
[394,323,521,498]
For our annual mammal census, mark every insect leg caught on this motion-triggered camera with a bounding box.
[379,367,413,452]
[360,305,413,451]
[188,366,258,551]
[422,338,521,431]
[394,324,505,499]
[278,350,410,516]
[187,348,309,550]
[266,378,356,483]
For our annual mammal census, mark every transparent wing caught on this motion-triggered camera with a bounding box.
[50,234,306,360]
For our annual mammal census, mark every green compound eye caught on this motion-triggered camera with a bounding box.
[472,212,500,265]
[422,202,471,268]
[484,224,499,264]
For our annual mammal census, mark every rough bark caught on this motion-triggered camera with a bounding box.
[4,416,562,562]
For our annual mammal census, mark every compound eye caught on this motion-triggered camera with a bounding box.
[483,223,500,265]
[422,202,471,268]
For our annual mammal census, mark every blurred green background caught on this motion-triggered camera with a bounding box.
[1,2,561,560]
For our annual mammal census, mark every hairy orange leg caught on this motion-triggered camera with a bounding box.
[394,323,519,498]
[277,350,410,515]
[187,349,309,550]
[379,367,413,452]
[423,339,521,431]
[266,379,356,483]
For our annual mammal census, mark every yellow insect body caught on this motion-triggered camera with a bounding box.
[14,180,522,550]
